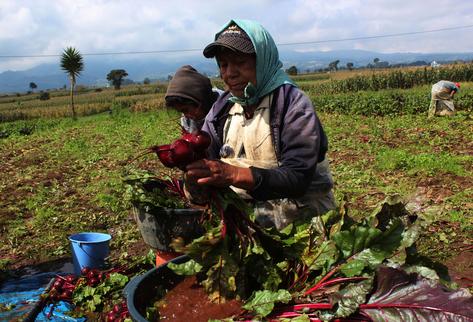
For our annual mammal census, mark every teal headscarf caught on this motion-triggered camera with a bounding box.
[213,19,295,106]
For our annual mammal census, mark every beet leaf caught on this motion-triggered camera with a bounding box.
[360,266,473,321]
[242,289,292,317]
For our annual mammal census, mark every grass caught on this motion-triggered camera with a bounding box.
[375,149,469,176]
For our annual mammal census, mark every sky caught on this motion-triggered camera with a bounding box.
[1,0,473,73]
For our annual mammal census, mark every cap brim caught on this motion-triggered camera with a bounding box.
[203,42,239,58]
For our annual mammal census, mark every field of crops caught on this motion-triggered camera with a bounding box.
[0,65,472,294]
[0,83,169,122]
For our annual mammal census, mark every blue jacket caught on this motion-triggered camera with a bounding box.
[202,84,332,201]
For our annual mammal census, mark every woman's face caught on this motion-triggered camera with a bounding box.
[216,49,257,98]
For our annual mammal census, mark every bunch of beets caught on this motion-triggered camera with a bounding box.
[148,129,211,169]
[105,301,129,322]
[45,266,129,321]
[47,267,105,302]
[48,274,77,302]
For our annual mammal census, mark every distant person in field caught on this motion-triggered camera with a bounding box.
[428,80,460,118]
[184,19,335,230]
[165,65,222,133]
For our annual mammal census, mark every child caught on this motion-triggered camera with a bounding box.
[165,65,221,132]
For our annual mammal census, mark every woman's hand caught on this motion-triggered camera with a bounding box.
[186,159,255,190]
[185,159,237,187]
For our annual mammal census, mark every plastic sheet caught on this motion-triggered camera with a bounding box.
[36,302,86,321]
[0,272,86,321]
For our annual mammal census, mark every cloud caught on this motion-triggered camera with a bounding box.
[282,0,473,52]
[0,7,37,40]
[0,0,473,72]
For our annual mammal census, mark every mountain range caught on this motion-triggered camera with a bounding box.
[1,49,472,94]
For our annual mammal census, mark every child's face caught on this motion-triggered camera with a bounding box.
[173,103,206,121]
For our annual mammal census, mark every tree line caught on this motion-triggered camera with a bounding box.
[286,58,388,75]
[284,57,465,76]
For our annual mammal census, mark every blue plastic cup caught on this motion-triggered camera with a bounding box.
[69,232,112,276]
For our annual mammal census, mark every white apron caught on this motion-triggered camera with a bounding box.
[221,94,335,229]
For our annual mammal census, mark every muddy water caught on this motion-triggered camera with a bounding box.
[158,276,243,322]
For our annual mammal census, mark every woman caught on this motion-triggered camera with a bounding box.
[185,19,335,229]
[428,80,460,118]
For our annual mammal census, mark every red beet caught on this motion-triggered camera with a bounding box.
[182,130,211,152]
[191,131,211,151]
[65,275,76,284]
[53,279,64,289]
[87,270,96,280]
[88,277,99,286]
[80,267,90,276]
[170,139,194,168]
[113,304,122,314]
[149,144,176,168]
[106,312,117,322]
[59,289,73,300]
[145,130,210,169]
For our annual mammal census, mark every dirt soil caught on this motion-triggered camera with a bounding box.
[445,247,473,288]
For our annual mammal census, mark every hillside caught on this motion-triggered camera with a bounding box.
[1,49,473,94]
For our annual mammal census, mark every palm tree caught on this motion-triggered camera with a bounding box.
[60,47,84,120]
